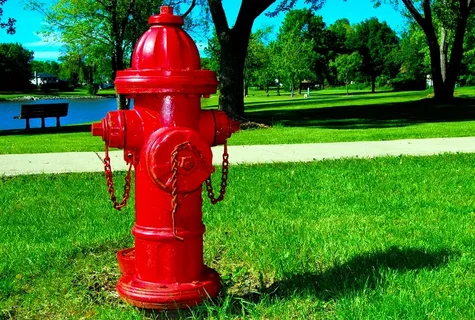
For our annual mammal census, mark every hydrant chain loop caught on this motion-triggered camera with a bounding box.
[170,142,186,241]
[104,145,134,211]
[205,142,229,205]
[170,140,215,240]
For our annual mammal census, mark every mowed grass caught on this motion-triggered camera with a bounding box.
[1,154,475,319]
[2,87,475,154]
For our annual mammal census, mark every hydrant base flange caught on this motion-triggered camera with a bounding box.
[116,248,221,309]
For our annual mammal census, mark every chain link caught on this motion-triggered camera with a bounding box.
[205,142,229,205]
[103,145,133,211]
[170,142,188,241]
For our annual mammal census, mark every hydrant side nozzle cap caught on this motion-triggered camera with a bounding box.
[149,6,184,26]
[91,122,104,138]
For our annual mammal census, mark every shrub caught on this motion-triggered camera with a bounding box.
[87,84,99,95]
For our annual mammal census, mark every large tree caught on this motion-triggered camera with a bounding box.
[273,13,317,96]
[0,0,15,34]
[278,9,329,86]
[208,0,326,119]
[348,18,400,93]
[330,52,363,95]
[377,0,475,101]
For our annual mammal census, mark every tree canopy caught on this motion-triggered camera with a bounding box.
[348,18,400,92]
[0,43,33,90]
[375,0,475,100]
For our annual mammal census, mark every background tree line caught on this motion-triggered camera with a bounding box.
[206,6,475,99]
[0,45,113,92]
[1,0,474,118]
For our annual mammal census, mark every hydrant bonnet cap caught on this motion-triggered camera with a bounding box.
[148,6,184,26]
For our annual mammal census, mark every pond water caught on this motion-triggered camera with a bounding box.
[0,98,127,131]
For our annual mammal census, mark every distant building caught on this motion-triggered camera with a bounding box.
[31,72,59,86]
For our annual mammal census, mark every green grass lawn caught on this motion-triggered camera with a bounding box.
[1,154,475,319]
[2,88,475,154]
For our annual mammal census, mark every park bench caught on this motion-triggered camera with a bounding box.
[13,103,69,129]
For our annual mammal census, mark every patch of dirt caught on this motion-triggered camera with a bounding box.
[239,121,271,130]
[222,265,275,301]
[72,266,119,305]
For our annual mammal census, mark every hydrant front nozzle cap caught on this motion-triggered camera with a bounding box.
[148,6,184,26]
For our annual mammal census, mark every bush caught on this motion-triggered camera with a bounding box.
[391,77,427,91]
[87,84,99,95]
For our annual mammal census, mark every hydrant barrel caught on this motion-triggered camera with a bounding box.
[91,5,239,310]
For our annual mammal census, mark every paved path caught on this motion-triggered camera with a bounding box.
[2,137,475,176]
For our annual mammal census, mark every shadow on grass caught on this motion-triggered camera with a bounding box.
[202,246,456,317]
[247,97,475,129]
[262,246,455,301]
[0,124,91,136]
[75,246,456,319]
[144,246,456,319]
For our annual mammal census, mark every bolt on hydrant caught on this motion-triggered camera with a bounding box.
[91,6,239,309]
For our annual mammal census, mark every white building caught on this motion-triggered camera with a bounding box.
[31,72,59,86]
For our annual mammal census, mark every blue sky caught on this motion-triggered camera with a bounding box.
[0,0,405,61]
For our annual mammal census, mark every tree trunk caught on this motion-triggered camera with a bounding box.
[219,37,247,119]
[440,27,448,83]
[208,0,274,119]
[371,75,376,93]
[265,85,269,97]
[401,0,473,103]
[443,3,471,101]
[290,78,295,96]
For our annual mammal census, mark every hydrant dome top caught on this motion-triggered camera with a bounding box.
[132,5,200,70]
[115,5,218,95]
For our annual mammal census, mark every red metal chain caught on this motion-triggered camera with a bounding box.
[205,142,229,205]
[103,145,133,211]
[170,142,189,241]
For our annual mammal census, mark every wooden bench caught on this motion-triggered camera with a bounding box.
[13,103,69,129]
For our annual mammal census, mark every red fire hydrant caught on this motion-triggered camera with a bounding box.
[91,6,239,309]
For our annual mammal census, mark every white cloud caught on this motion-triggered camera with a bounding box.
[33,51,61,60]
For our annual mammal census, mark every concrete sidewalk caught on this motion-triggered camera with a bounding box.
[2,137,475,176]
